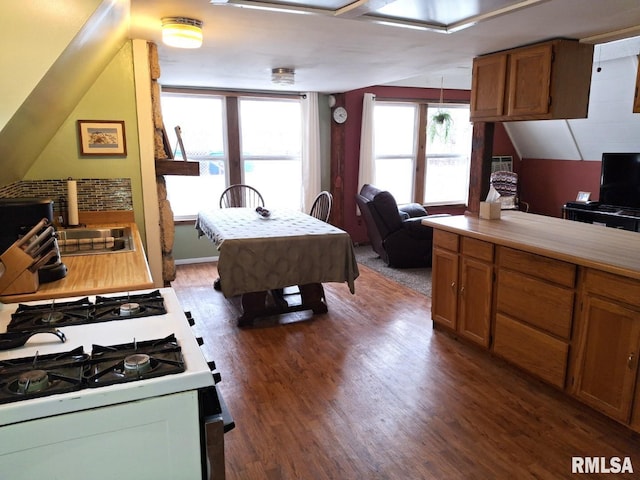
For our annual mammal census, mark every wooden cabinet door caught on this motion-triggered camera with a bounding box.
[431,248,458,330]
[458,257,493,347]
[631,375,640,431]
[507,43,553,117]
[634,55,640,113]
[574,296,640,422]
[470,54,507,119]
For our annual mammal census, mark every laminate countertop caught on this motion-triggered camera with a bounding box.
[422,211,640,280]
[0,223,154,303]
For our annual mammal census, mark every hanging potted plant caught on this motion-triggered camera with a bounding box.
[428,110,454,143]
[428,77,454,143]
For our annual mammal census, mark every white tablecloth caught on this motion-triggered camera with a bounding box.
[196,208,359,298]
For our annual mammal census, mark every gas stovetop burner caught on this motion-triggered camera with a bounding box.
[85,334,184,388]
[119,303,141,316]
[41,311,65,324]
[7,291,167,332]
[8,298,92,332]
[93,290,167,322]
[0,347,88,404]
[16,369,49,394]
[123,353,152,374]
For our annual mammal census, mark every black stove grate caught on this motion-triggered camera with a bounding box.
[84,334,185,388]
[0,347,88,405]
[7,290,167,332]
[8,298,93,332]
[0,334,185,404]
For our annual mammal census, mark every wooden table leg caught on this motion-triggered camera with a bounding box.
[238,291,268,327]
[237,283,328,327]
[299,283,328,314]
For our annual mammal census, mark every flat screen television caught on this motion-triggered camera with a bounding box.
[599,152,640,209]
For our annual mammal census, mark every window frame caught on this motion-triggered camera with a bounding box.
[160,87,303,220]
[373,98,471,207]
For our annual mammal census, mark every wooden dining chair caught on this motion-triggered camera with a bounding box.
[219,184,265,208]
[309,191,332,222]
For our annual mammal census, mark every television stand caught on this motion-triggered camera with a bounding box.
[562,202,640,232]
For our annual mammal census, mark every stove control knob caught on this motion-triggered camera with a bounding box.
[207,360,217,371]
[212,372,222,384]
[184,311,195,326]
[196,336,204,346]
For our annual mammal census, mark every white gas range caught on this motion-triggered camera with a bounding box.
[0,288,232,480]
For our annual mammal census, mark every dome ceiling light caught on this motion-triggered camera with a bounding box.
[161,17,204,49]
[271,67,295,86]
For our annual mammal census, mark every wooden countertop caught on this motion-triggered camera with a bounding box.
[0,223,153,303]
[422,211,640,280]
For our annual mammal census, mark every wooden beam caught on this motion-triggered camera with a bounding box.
[467,122,495,215]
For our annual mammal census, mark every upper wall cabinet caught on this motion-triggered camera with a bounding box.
[470,39,594,122]
[634,55,640,113]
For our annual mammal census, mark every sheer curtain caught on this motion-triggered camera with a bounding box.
[301,92,321,213]
[357,93,376,213]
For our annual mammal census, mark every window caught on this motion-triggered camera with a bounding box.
[373,103,417,204]
[424,105,472,205]
[373,101,472,206]
[239,98,302,209]
[160,93,226,219]
[160,91,303,219]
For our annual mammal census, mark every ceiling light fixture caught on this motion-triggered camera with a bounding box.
[161,17,204,49]
[271,67,295,86]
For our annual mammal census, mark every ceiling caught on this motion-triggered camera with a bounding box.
[129,0,640,93]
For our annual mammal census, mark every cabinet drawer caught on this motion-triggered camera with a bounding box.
[498,247,576,287]
[461,237,493,262]
[583,269,640,309]
[497,269,574,339]
[433,230,459,252]
[493,313,569,389]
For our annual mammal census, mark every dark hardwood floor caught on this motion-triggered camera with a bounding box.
[172,263,640,479]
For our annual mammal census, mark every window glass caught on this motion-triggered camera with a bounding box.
[239,98,302,209]
[160,94,226,218]
[160,93,304,218]
[373,103,417,204]
[424,106,472,205]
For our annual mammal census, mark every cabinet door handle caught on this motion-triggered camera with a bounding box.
[451,281,456,292]
[460,285,465,296]
[629,352,636,369]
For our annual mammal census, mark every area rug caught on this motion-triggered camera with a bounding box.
[353,245,432,297]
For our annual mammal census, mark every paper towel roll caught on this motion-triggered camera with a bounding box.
[67,179,79,226]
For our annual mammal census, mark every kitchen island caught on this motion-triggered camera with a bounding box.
[0,222,153,303]
[422,211,640,432]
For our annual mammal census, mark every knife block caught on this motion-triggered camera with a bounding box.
[0,244,40,295]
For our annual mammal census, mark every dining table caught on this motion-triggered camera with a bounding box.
[195,207,359,326]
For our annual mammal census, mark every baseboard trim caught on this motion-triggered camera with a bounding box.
[175,256,219,265]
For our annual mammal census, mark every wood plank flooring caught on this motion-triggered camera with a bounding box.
[172,263,640,479]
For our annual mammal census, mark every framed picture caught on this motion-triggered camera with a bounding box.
[576,191,591,202]
[77,120,127,156]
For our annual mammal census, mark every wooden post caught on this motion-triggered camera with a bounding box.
[467,122,495,215]
[330,94,346,229]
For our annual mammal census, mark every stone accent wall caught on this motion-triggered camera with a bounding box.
[148,42,176,285]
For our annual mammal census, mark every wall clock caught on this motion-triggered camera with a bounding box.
[333,106,348,124]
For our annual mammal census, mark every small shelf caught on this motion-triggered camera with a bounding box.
[155,159,200,176]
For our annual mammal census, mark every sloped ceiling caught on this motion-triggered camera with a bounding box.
[0,0,129,186]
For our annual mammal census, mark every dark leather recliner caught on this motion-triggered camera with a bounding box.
[355,184,441,268]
